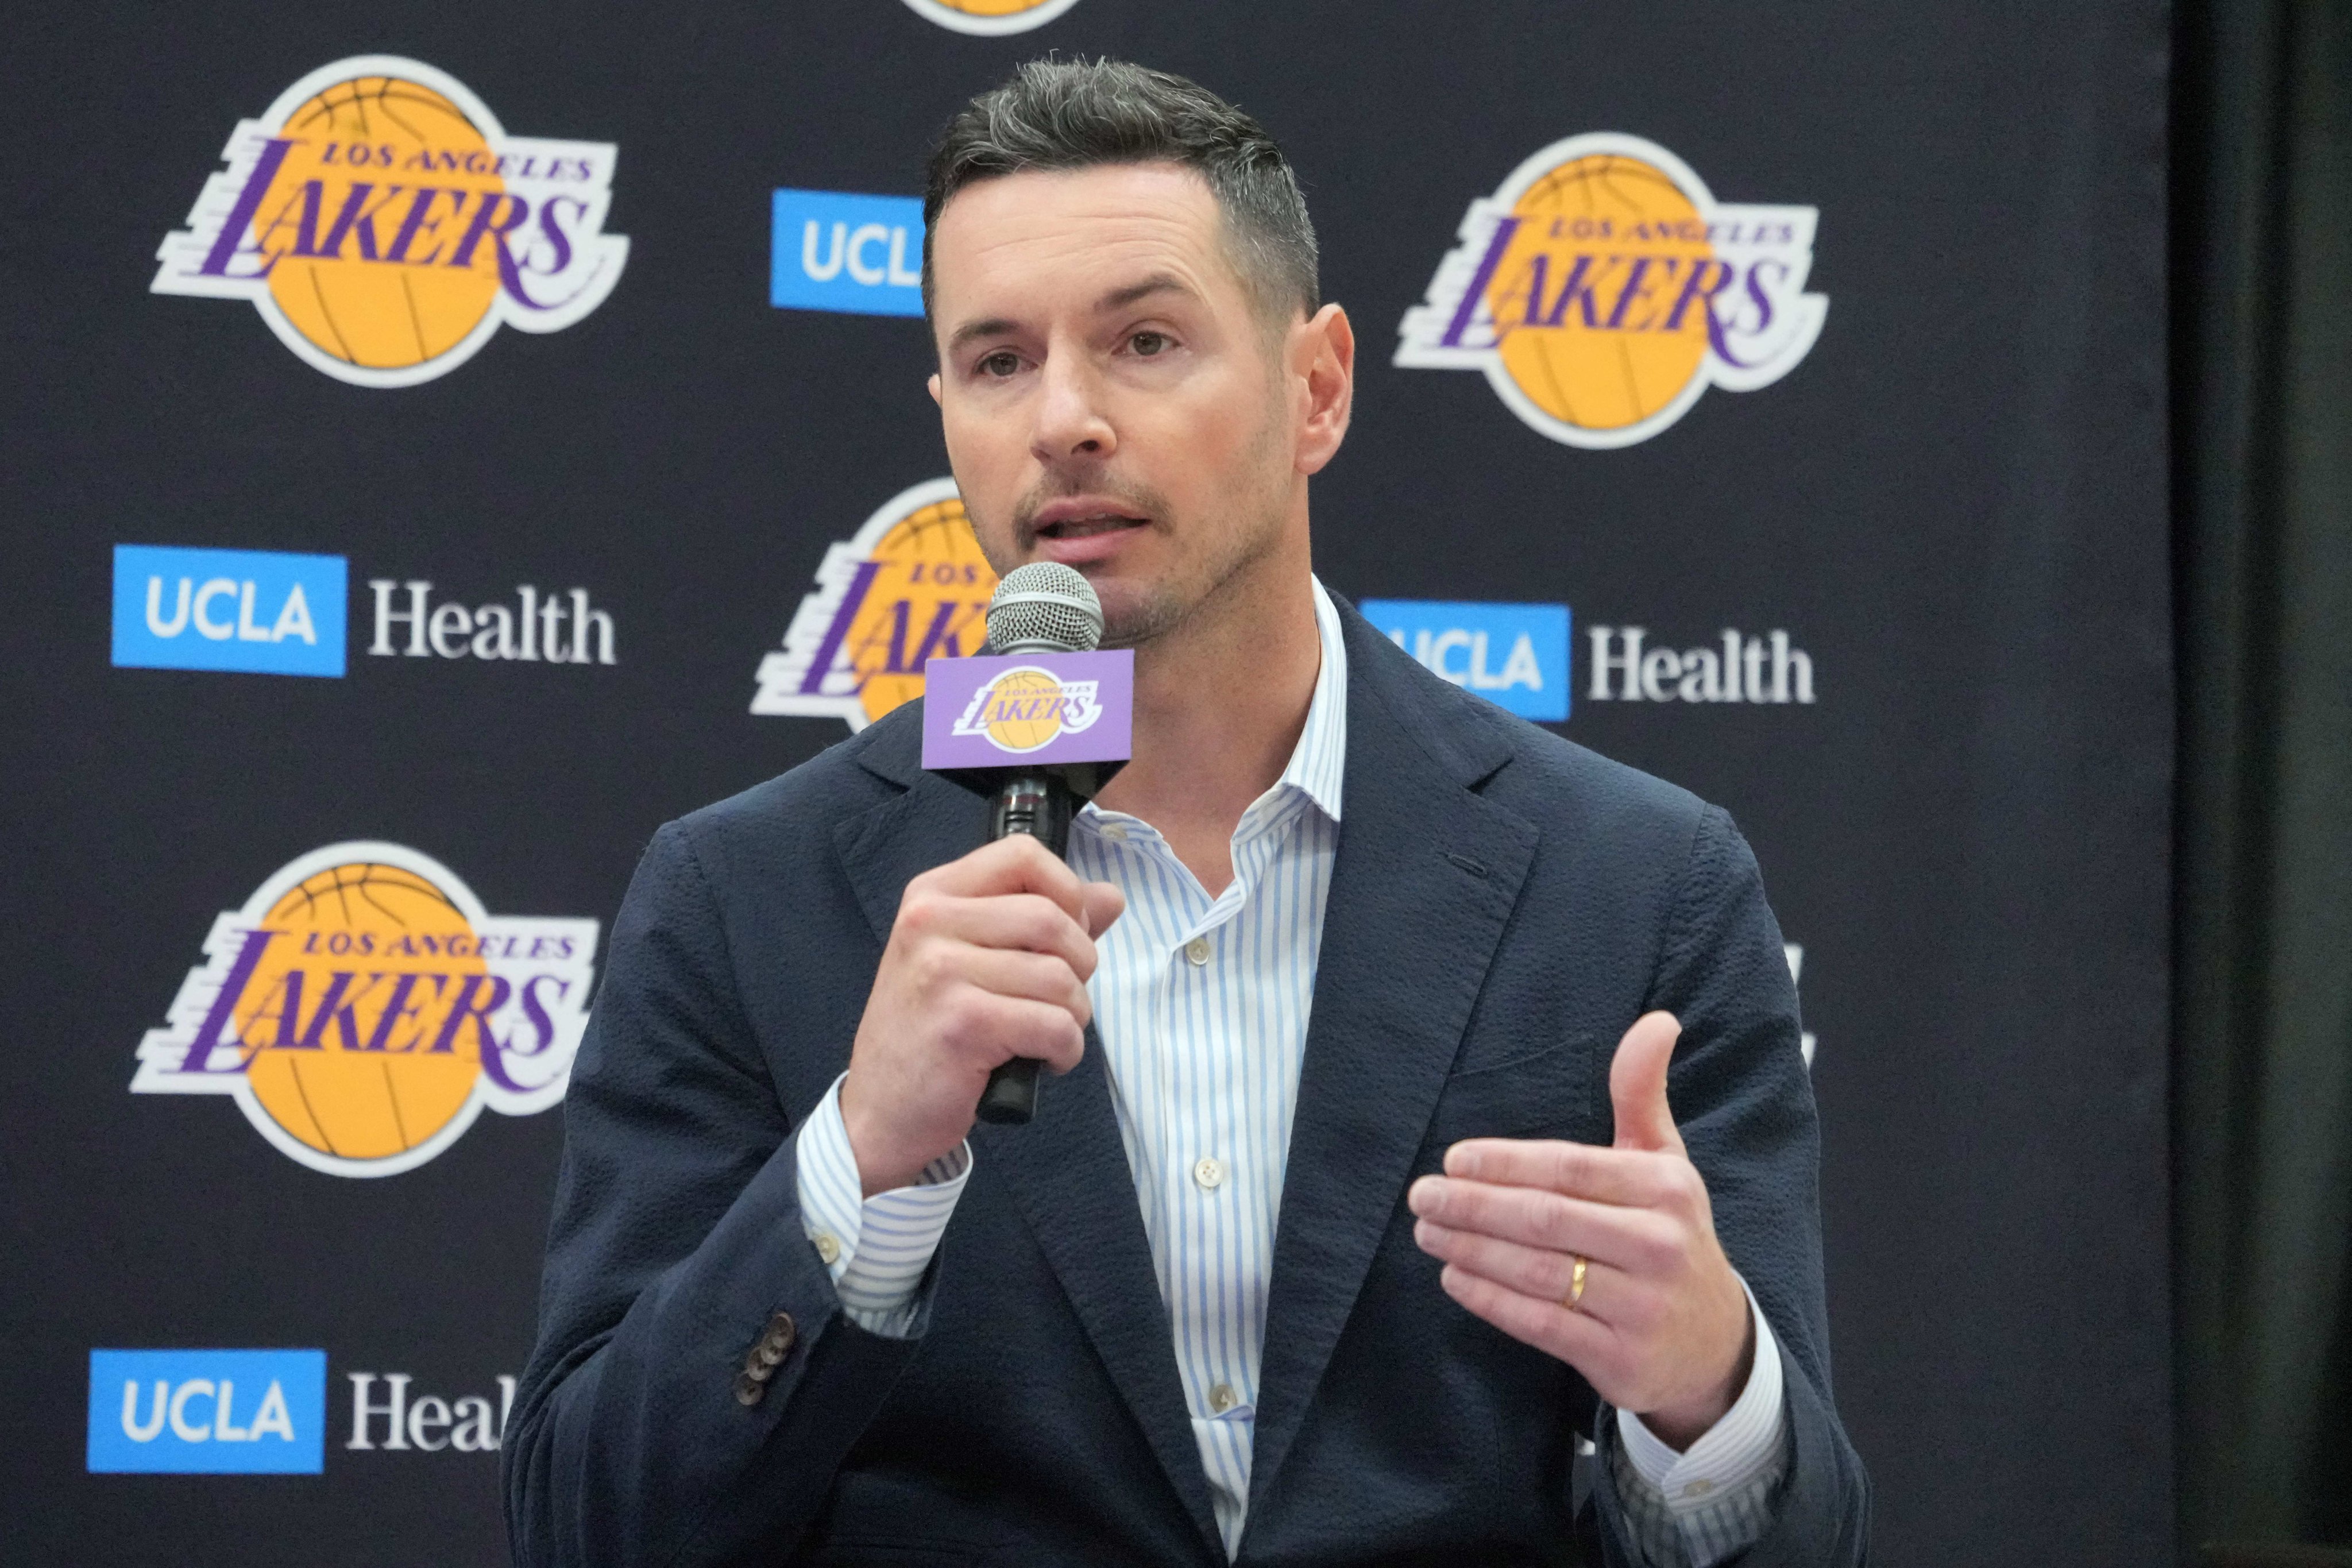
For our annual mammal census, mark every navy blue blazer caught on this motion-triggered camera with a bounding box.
[505,598,1869,1567]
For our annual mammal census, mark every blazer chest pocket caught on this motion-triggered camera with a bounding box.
[1427,1033,1606,1148]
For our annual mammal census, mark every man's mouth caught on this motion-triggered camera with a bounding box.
[1034,513,1148,541]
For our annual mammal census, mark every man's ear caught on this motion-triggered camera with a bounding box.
[928,371,943,407]
[1295,303,1355,477]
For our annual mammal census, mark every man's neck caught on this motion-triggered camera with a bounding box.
[1091,549,1323,898]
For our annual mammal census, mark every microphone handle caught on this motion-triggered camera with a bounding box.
[976,770,1076,1125]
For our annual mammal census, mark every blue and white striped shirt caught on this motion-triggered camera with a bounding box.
[796,578,1786,1563]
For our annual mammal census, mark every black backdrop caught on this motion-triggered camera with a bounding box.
[1,3,2172,1563]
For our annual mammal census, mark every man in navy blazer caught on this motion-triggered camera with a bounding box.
[507,60,1867,1567]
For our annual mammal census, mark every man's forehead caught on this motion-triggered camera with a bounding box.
[931,163,1241,314]
[939,160,1219,235]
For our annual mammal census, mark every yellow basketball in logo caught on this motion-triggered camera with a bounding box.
[899,0,1082,33]
[1485,153,1717,434]
[233,862,486,1161]
[256,75,507,372]
[840,495,999,724]
[981,668,1069,751]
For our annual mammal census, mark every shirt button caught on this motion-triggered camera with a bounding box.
[1184,937,1211,966]
[1101,824,1127,841]
[1682,1478,1716,1498]
[1192,1156,1225,1190]
[1209,1383,1238,1414]
[812,1231,841,1266]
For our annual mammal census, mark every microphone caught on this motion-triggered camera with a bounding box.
[975,563,1104,1125]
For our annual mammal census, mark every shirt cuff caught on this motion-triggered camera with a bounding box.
[794,1072,971,1338]
[1615,1279,1788,1512]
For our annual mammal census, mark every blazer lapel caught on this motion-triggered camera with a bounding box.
[833,707,1224,1554]
[1245,607,1542,1517]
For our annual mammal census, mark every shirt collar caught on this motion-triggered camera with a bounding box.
[1077,575,1348,833]
[1279,576,1347,824]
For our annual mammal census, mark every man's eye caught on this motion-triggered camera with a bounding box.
[978,351,1021,377]
[1130,331,1170,357]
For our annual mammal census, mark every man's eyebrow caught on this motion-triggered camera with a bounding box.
[946,316,1021,356]
[944,275,1196,356]
[1095,273,1192,312]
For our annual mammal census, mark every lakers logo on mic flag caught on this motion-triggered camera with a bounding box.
[950,666,1106,752]
[923,651,1134,768]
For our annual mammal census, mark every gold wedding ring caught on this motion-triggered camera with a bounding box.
[1565,1253,1589,1311]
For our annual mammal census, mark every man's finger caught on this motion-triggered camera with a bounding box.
[956,949,1093,1028]
[1407,1175,1679,1273]
[940,991,1086,1075]
[1609,1010,1685,1154]
[1081,880,1126,939]
[911,893,1098,975]
[1436,1262,1616,1377]
[1413,1219,1632,1328]
[1443,1138,1682,1208]
[917,833,1088,921]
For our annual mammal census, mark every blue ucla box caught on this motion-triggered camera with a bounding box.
[771,189,926,318]
[88,1349,327,1474]
[111,545,346,677]
[1359,599,1571,722]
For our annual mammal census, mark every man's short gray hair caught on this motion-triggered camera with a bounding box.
[922,59,1320,326]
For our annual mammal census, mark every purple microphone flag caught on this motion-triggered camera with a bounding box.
[921,650,1136,770]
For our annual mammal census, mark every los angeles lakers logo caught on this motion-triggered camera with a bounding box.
[132,844,597,1177]
[950,666,1105,754]
[152,56,628,388]
[1395,134,1825,449]
[751,478,1000,730]
[899,0,1082,36]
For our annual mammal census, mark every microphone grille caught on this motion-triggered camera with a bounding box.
[987,562,1103,654]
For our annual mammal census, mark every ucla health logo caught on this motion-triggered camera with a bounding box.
[133,844,597,1177]
[752,478,999,729]
[90,1350,326,1474]
[1364,600,1571,722]
[772,190,925,318]
[153,56,627,387]
[114,545,346,677]
[1396,134,1825,447]
[901,0,1082,35]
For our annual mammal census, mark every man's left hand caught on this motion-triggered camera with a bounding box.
[1407,1010,1753,1450]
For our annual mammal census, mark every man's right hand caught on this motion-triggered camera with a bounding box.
[839,834,1125,1196]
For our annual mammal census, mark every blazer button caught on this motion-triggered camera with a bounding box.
[733,1371,765,1408]
[763,1312,797,1356]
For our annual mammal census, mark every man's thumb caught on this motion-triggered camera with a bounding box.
[1082,880,1127,939]
[1609,1010,1685,1153]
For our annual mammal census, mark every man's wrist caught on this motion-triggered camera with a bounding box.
[1615,1280,1789,1534]
[1634,1275,1756,1450]
[838,1069,927,1197]
[796,1075,972,1337]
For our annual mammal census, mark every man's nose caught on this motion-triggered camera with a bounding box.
[1030,353,1117,462]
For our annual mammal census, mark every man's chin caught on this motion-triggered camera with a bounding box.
[1091,580,1188,651]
